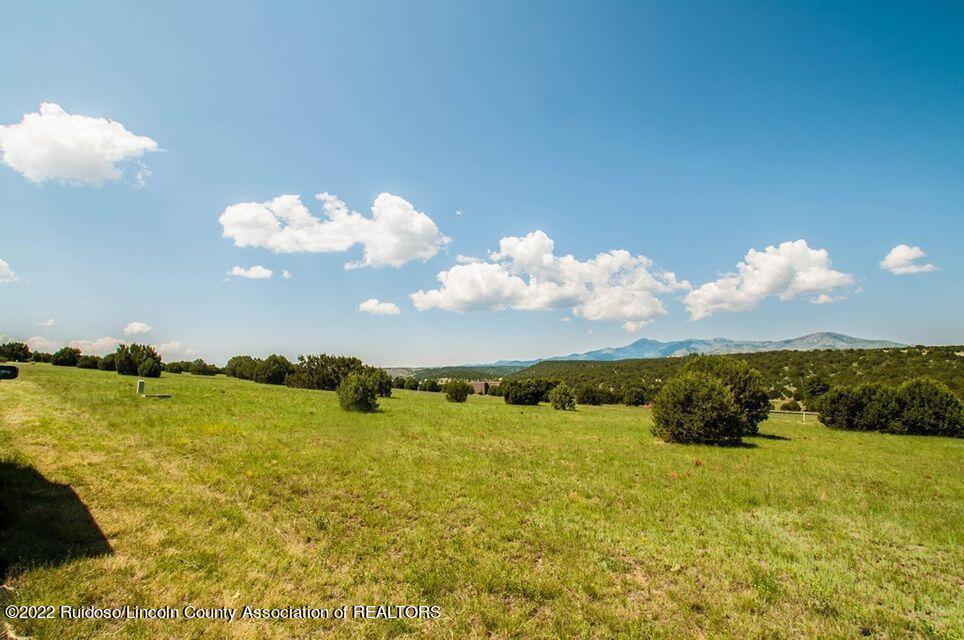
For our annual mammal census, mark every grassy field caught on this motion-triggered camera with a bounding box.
[1,364,961,639]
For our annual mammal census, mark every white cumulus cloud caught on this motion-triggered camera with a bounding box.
[359,298,401,315]
[684,239,854,320]
[281,270,292,279]
[880,244,938,275]
[228,265,273,279]
[123,321,152,336]
[155,340,183,356]
[0,103,158,186]
[411,230,689,331]
[0,258,17,283]
[219,192,450,269]
[34,318,56,327]
[26,336,61,352]
[68,336,121,355]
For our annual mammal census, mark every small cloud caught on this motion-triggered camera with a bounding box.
[880,244,938,275]
[228,265,273,279]
[809,293,845,305]
[123,321,152,336]
[455,210,464,217]
[34,318,56,327]
[185,348,200,356]
[133,161,152,188]
[0,258,17,283]
[282,270,292,279]
[622,320,650,332]
[358,298,401,315]
[561,317,572,322]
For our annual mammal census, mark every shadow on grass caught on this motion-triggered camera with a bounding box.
[722,440,758,449]
[0,461,111,581]
[751,433,791,441]
[657,439,759,448]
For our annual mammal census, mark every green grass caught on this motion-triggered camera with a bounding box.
[1,364,962,639]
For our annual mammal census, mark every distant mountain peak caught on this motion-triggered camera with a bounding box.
[544,332,903,362]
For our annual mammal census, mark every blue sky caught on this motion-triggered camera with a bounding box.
[1,1,961,366]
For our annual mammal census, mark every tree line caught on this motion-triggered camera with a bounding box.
[510,345,963,403]
[1,341,217,378]
[500,354,961,440]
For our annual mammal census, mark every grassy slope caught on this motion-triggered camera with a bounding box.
[1,364,961,639]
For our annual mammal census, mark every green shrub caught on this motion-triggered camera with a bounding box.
[188,358,218,375]
[419,379,441,392]
[820,383,898,432]
[575,383,609,405]
[76,355,102,369]
[403,377,419,391]
[0,342,31,362]
[52,347,81,367]
[163,360,189,374]
[115,344,162,377]
[137,357,162,378]
[851,383,900,432]
[804,375,831,404]
[115,347,137,375]
[286,354,365,391]
[534,379,561,402]
[651,372,742,445]
[892,378,962,437]
[818,387,858,430]
[549,383,576,410]
[502,379,544,405]
[98,353,116,371]
[782,399,801,411]
[443,380,472,403]
[31,351,53,363]
[819,378,960,437]
[623,386,647,406]
[225,355,259,380]
[366,368,393,398]
[336,372,379,412]
[683,356,769,435]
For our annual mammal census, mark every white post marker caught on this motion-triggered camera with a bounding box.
[136,379,145,395]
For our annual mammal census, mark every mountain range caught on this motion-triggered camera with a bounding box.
[387,332,907,379]
[484,332,903,367]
